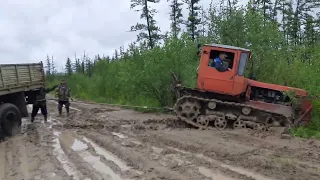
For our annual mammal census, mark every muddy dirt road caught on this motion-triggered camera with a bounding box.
[0,100,320,180]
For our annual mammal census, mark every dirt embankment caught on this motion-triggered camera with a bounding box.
[0,99,319,180]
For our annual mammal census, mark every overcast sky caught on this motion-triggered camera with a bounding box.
[0,0,250,71]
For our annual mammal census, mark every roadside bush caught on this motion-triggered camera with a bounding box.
[46,6,320,139]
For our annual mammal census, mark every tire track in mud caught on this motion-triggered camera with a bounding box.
[2,102,142,180]
[50,130,88,180]
[121,130,320,180]
[4,135,28,180]
[81,130,265,180]
[84,126,315,180]
[82,131,211,180]
[45,103,141,180]
[55,130,199,180]
[53,122,132,180]
[1,106,91,179]
[48,103,228,179]
[54,130,130,180]
[46,99,320,180]
[0,121,73,180]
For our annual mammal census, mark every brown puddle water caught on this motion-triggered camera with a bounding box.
[52,131,86,180]
[57,131,125,180]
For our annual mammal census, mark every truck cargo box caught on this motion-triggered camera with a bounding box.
[0,62,45,96]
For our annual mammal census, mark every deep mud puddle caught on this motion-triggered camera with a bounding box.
[82,137,131,172]
[52,131,85,180]
[52,130,134,180]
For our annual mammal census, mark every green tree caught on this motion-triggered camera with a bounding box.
[130,0,162,48]
[51,56,56,75]
[65,57,73,75]
[46,0,320,139]
[184,0,201,41]
[45,55,51,75]
[168,0,183,37]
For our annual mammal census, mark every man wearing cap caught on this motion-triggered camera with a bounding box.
[210,52,231,72]
[55,79,73,116]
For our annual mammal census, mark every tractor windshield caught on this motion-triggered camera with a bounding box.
[237,52,249,76]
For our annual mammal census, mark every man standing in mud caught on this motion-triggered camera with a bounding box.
[55,79,73,116]
[31,85,59,122]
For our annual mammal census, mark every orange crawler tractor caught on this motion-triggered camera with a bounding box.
[172,43,313,133]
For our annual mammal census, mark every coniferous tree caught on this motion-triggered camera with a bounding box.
[51,56,56,75]
[81,60,85,74]
[119,46,125,58]
[184,0,202,41]
[45,55,51,75]
[168,0,183,37]
[198,6,208,37]
[85,56,92,77]
[114,49,119,60]
[74,53,82,73]
[255,0,273,24]
[130,0,162,48]
[97,54,102,61]
[105,55,111,63]
[65,57,73,75]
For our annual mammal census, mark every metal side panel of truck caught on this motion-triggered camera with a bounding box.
[0,62,45,96]
[0,62,45,138]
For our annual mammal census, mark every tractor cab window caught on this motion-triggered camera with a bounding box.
[208,50,235,70]
[237,52,248,76]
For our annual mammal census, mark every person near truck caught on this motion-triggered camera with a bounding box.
[31,85,59,122]
[55,79,73,116]
[210,52,231,72]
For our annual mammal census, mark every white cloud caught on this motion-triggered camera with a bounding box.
[0,0,249,70]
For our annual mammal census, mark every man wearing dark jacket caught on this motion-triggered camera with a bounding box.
[210,52,231,72]
[31,85,58,122]
[55,79,72,116]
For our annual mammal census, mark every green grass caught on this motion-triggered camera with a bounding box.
[290,101,320,139]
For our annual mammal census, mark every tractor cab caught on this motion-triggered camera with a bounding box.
[197,43,251,96]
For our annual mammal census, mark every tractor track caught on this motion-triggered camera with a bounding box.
[0,98,319,179]
[173,95,297,134]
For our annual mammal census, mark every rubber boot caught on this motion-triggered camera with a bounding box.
[31,116,35,123]
[66,107,70,117]
[58,103,62,116]
[44,115,48,123]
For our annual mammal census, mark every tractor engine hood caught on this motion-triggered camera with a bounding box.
[248,79,308,97]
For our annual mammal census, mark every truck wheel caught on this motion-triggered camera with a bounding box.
[0,103,22,137]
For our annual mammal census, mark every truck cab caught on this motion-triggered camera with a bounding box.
[197,43,251,96]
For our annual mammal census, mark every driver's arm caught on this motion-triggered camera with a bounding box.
[215,61,229,72]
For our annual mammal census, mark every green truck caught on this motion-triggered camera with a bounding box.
[0,62,45,137]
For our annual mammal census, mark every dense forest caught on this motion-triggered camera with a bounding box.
[46,0,320,138]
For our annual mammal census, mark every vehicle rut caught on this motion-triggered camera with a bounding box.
[0,99,319,180]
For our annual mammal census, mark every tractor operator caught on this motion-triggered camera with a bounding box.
[55,79,73,116]
[210,52,231,72]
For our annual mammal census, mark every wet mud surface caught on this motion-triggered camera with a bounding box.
[0,99,319,180]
